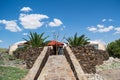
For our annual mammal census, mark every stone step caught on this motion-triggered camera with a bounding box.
[37,55,76,80]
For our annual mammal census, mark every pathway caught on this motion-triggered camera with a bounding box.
[37,55,76,80]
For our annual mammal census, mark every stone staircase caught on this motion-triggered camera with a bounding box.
[38,55,76,80]
[22,46,87,80]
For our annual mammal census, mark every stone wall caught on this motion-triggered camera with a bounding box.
[71,45,109,73]
[64,46,87,80]
[14,47,43,69]
[23,46,50,80]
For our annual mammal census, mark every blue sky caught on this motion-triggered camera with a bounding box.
[0,0,120,48]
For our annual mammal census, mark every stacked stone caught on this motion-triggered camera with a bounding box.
[14,47,43,69]
[71,45,109,73]
[25,47,43,69]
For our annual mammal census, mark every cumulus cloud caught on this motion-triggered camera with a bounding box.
[49,18,63,27]
[102,18,113,22]
[87,24,114,33]
[0,20,22,32]
[114,27,120,34]
[87,26,97,32]
[19,13,49,29]
[22,33,28,36]
[102,19,106,22]
[20,7,32,12]
[97,24,104,28]
[0,40,3,43]
[98,26,113,32]
[0,7,64,32]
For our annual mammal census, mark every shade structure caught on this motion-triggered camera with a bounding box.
[47,40,64,46]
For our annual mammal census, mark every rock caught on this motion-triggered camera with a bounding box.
[96,57,120,71]
[86,73,104,80]
[13,47,43,69]
[71,45,109,73]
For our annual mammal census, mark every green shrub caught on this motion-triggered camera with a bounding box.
[107,39,120,58]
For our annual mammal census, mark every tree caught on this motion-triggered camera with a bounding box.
[66,33,90,47]
[23,32,49,47]
[107,39,120,58]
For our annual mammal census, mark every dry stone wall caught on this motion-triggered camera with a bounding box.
[71,45,109,73]
[23,46,50,80]
[64,46,87,80]
[13,47,43,69]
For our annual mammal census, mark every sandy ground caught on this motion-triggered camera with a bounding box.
[97,68,120,80]
[95,57,120,80]
[87,57,120,80]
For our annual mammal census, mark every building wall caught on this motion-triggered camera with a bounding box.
[8,41,26,55]
[89,41,106,50]
[9,44,18,55]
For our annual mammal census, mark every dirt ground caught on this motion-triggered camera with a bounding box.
[97,68,120,80]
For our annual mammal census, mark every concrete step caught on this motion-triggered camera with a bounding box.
[37,55,76,80]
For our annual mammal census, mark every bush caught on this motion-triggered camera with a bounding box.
[107,39,120,58]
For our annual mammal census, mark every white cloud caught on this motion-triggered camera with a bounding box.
[102,19,113,22]
[102,19,106,22]
[98,26,113,32]
[19,13,49,29]
[97,24,104,28]
[0,20,22,32]
[114,27,120,34]
[87,24,114,33]
[87,27,97,32]
[22,33,28,36]
[49,18,63,27]
[20,7,32,12]
[0,40,3,43]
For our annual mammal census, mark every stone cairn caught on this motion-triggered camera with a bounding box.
[71,45,109,73]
